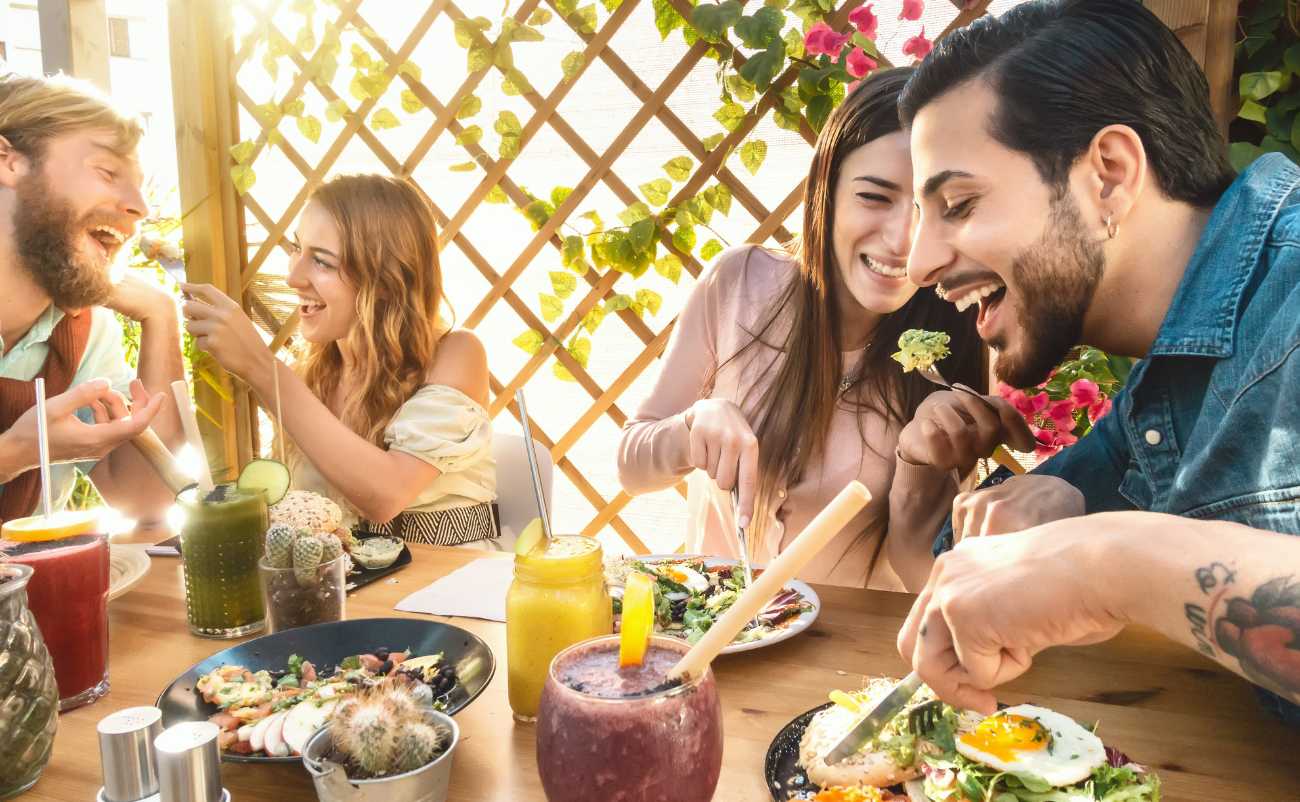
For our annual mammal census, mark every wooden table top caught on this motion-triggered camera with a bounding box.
[26,543,1300,801]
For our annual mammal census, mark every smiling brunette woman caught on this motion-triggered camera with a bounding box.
[182,174,498,547]
[618,68,984,588]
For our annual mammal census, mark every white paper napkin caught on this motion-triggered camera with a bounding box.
[394,556,513,621]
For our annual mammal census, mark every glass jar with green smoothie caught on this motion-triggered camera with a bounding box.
[178,482,269,638]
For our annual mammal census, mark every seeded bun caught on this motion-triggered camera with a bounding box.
[799,678,923,789]
[270,490,343,535]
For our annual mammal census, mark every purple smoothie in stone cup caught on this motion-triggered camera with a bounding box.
[536,635,723,802]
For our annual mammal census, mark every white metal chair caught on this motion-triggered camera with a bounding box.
[490,432,553,551]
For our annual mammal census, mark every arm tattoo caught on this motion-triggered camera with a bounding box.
[1190,561,1300,701]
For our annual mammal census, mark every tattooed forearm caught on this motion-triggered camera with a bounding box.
[1194,561,1300,700]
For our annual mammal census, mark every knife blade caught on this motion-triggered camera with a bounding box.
[824,671,923,765]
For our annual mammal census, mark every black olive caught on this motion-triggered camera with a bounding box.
[440,666,456,678]
[378,659,393,675]
[373,647,390,661]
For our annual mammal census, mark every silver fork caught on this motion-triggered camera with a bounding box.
[916,364,1026,475]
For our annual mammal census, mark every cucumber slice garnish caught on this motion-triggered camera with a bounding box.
[237,459,291,505]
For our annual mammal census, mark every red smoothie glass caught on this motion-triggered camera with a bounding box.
[6,534,110,710]
[536,635,723,802]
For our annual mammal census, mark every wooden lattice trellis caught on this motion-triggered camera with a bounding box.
[166,0,1234,554]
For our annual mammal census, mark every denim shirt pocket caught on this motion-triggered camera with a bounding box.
[1181,487,1300,532]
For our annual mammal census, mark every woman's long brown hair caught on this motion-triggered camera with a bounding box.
[726,67,985,546]
[296,174,446,448]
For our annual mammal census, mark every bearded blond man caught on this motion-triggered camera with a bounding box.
[0,73,183,524]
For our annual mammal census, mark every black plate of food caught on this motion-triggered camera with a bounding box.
[157,617,494,763]
[766,702,835,800]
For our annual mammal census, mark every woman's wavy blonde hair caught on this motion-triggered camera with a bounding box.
[296,174,447,446]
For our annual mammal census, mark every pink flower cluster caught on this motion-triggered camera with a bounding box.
[997,378,1112,460]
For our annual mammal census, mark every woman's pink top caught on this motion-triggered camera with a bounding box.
[617,246,958,588]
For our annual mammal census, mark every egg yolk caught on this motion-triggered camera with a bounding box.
[958,714,1051,761]
[665,568,688,583]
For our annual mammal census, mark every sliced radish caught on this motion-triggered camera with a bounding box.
[237,724,254,743]
[249,713,276,753]
[264,711,290,757]
[283,699,337,756]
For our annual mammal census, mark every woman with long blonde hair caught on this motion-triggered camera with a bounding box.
[183,173,497,546]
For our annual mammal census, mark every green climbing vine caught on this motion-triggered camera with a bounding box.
[1231,0,1300,168]
[224,0,933,382]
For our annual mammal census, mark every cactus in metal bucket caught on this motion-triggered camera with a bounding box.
[329,681,451,778]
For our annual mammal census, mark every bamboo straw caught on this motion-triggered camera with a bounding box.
[170,380,214,493]
[129,429,189,493]
[668,480,872,682]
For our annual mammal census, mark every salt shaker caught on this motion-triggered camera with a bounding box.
[154,721,229,802]
[97,706,163,802]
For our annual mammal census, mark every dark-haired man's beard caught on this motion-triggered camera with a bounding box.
[12,170,116,309]
[990,194,1103,388]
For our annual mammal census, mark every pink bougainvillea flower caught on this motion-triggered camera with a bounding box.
[1033,427,1061,460]
[1055,429,1079,447]
[1070,378,1100,407]
[902,27,933,60]
[1048,398,1077,432]
[1008,389,1035,417]
[845,79,862,95]
[1029,390,1050,413]
[846,47,878,79]
[1089,395,1113,424]
[996,382,1016,399]
[804,22,851,58]
[848,4,879,38]
[899,0,924,21]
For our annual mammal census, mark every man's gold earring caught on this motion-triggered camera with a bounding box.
[1105,214,1118,240]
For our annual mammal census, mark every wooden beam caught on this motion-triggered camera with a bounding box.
[37,0,111,89]
[167,0,247,478]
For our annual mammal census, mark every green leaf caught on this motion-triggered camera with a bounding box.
[550,271,578,299]
[714,101,745,132]
[605,293,632,312]
[562,51,586,80]
[556,0,579,14]
[455,125,483,146]
[1240,99,1268,124]
[529,8,554,25]
[567,335,592,368]
[1230,139,1265,171]
[371,108,401,130]
[653,0,686,40]
[581,210,605,232]
[773,103,803,132]
[502,69,532,96]
[1285,44,1300,76]
[398,60,421,81]
[635,288,663,316]
[629,218,657,252]
[229,140,256,164]
[230,163,256,194]
[456,94,482,120]
[806,94,833,132]
[262,52,279,80]
[691,1,743,43]
[739,139,767,174]
[449,161,478,172]
[296,114,322,143]
[254,101,282,124]
[618,201,653,226]
[640,178,672,207]
[654,253,683,284]
[266,129,284,147]
[401,89,424,114]
[322,99,348,120]
[467,43,492,72]
[734,6,783,49]
[499,134,521,160]
[581,305,607,333]
[569,4,598,34]
[702,132,725,151]
[738,37,785,92]
[553,362,577,382]
[522,199,554,231]
[725,74,756,103]
[551,186,574,208]
[454,17,492,48]
[494,110,523,136]
[1290,112,1300,154]
[282,98,305,117]
[663,156,693,182]
[600,0,624,11]
[700,238,724,261]
[705,183,732,216]
[685,195,713,225]
[540,293,564,322]
[562,234,585,267]
[783,25,805,58]
[295,25,316,53]
[1241,71,1285,101]
[485,184,509,204]
[503,19,545,43]
[673,224,697,253]
[350,42,374,68]
[512,329,545,355]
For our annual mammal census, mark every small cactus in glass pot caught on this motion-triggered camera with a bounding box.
[329,681,452,778]
[258,526,346,632]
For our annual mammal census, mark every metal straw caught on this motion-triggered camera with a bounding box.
[514,390,552,545]
[34,378,52,519]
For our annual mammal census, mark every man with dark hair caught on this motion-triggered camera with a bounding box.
[890,0,1300,726]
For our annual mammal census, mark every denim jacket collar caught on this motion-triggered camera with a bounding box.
[1148,153,1300,359]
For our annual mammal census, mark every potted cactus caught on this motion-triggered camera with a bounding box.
[258,524,347,633]
[0,549,59,799]
[302,680,459,802]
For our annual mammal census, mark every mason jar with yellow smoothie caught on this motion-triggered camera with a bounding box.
[505,522,612,720]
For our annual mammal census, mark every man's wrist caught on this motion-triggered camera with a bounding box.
[1078,511,1167,624]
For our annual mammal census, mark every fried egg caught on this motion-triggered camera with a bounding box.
[955,704,1105,788]
[659,564,709,593]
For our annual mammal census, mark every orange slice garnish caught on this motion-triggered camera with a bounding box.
[619,572,655,668]
[1,509,99,542]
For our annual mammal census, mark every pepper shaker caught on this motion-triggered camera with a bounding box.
[97,706,164,802]
[154,721,229,802]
